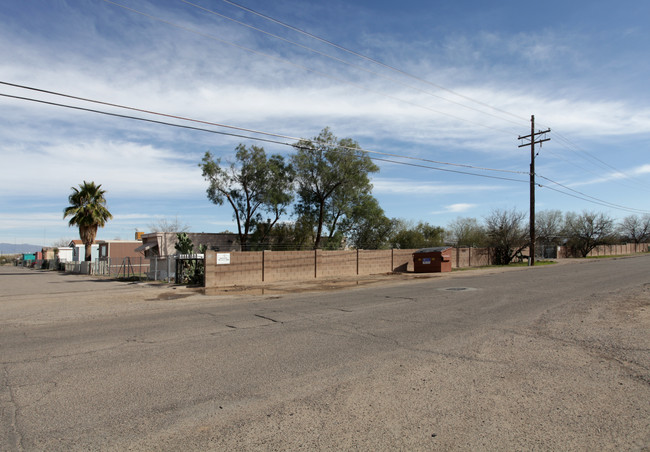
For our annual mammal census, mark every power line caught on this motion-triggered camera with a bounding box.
[179,0,525,128]
[206,1,647,196]
[0,92,290,145]
[0,92,528,183]
[539,184,650,214]
[536,174,650,214]
[369,157,528,183]
[0,81,296,141]
[217,0,529,123]
[3,90,645,213]
[534,118,650,193]
[0,81,525,175]
[99,0,519,136]
[102,0,646,208]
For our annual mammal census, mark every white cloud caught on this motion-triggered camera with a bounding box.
[632,164,650,175]
[428,203,478,215]
[446,203,477,213]
[2,138,204,199]
[2,0,650,242]
[372,178,505,195]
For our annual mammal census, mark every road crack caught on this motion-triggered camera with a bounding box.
[2,365,23,451]
[255,314,280,323]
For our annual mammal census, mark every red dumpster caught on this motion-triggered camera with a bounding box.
[413,247,452,273]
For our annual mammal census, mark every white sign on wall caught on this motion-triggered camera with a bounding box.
[216,253,231,265]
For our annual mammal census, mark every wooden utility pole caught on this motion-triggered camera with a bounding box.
[518,115,550,266]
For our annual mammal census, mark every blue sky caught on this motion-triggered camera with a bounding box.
[1,0,649,246]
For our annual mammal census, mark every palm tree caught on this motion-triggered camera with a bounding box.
[63,181,113,261]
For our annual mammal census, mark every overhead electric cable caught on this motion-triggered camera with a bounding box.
[0,92,528,182]
[369,157,528,183]
[553,129,636,177]
[533,116,640,181]
[101,1,642,207]
[99,0,517,136]
[0,93,290,145]
[207,0,644,189]
[4,90,642,212]
[217,0,529,123]
[539,184,650,214]
[0,81,525,175]
[536,173,650,214]
[0,81,295,141]
[534,121,650,194]
[180,0,524,128]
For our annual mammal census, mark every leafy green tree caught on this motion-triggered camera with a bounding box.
[341,194,393,249]
[565,211,616,257]
[260,218,316,251]
[292,127,379,249]
[200,144,293,250]
[484,208,528,265]
[63,181,113,261]
[254,154,294,246]
[389,220,445,249]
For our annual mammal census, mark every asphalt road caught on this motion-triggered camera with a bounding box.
[1,257,649,450]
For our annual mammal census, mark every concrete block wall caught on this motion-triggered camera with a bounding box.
[562,243,648,258]
[588,243,645,257]
[263,251,316,282]
[452,247,491,268]
[205,244,648,288]
[358,250,392,275]
[391,249,415,272]
[205,248,421,288]
[205,251,262,286]
[317,250,357,278]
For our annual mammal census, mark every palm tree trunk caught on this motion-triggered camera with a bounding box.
[80,225,98,262]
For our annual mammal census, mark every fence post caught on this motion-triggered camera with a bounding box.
[356,249,359,275]
[262,250,265,282]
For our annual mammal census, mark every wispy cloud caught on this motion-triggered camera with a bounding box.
[372,178,505,195]
[1,0,649,243]
[429,203,478,215]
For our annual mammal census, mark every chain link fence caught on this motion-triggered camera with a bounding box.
[90,256,178,282]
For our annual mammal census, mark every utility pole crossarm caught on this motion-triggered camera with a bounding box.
[519,115,550,267]
[518,129,551,148]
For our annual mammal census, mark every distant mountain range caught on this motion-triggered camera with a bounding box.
[0,243,43,255]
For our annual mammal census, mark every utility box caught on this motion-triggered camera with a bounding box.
[413,247,452,273]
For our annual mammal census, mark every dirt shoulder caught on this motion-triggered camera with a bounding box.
[203,259,571,295]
